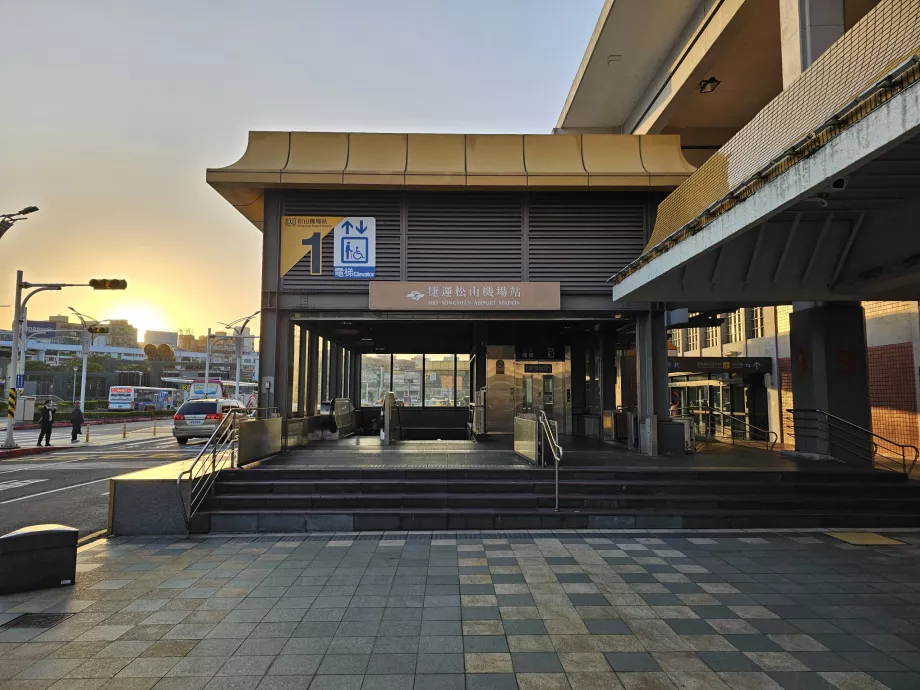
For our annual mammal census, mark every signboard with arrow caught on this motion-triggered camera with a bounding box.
[667,357,772,374]
[334,217,376,279]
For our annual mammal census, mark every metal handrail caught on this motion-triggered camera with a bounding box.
[176,407,277,530]
[538,410,563,511]
[788,408,919,475]
[682,404,778,451]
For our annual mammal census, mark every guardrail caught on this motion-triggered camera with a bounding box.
[682,405,778,452]
[176,407,277,529]
[538,410,563,512]
[787,408,919,475]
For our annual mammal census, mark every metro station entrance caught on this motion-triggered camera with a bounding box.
[291,317,615,448]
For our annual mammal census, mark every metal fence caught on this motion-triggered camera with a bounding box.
[612,0,920,286]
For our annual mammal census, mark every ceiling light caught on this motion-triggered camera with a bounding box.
[698,77,721,94]
[607,55,622,64]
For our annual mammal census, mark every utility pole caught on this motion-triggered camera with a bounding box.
[79,331,90,413]
[204,327,211,397]
[4,271,24,449]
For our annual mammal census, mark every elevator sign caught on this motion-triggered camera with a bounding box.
[334,217,376,279]
[279,216,376,279]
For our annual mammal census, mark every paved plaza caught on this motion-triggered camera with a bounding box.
[4,531,920,690]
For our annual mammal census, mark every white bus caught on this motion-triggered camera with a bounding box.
[108,386,176,411]
[160,378,258,408]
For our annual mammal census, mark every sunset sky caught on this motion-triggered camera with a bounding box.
[1,0,602,342]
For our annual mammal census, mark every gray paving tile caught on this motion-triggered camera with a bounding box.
[266,655,321,676]
[315,655,370,675]
[464,674,518,690]
[415,654,464,674]
[365,654,416,675]
[603,652,661,672]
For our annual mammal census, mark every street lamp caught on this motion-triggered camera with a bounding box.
[0,206,39,241]
[204,310,259,404]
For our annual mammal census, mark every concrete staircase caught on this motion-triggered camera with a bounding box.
[189,466,920,533]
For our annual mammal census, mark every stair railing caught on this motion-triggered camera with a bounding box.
[538,410,563,511]
[176,408,274,530]
[787,408,919,476]
[683,405,777,452]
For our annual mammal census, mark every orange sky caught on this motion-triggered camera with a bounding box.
[0,0,601,342]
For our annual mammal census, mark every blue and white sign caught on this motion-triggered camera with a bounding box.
[333,217,376,279]
[16,374,24,388]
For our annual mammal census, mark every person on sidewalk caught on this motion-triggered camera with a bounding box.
[37,400,54,447]
[71,401,85,443]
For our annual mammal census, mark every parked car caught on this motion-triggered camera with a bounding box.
[172,398,243,445]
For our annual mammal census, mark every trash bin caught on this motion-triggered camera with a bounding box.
[0,524,78,594]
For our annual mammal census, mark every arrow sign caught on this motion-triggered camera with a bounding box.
[341,220,354,233]
[356,220,368,234]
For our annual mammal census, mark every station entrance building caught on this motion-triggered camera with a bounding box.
[207,132,695,452]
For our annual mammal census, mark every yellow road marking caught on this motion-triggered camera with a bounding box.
[827,532,904,545]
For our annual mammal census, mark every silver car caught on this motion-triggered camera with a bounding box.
[172,398,242,445]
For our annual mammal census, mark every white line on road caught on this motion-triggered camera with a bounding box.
[0,458,82,474]
[0,478,47,491]
[0,478,111,504]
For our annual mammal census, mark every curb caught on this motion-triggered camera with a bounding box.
[6,416,162,432]
[0,446,55,460]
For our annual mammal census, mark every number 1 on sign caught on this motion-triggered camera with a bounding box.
[302,232,322,275]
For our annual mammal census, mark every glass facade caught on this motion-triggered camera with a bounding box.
[357,352,471,407]
[361,353,391,406]
[424,354,455,406]
[686,328,698,351]
[456,354,471,407]
[726,310,744,343]
[393,354,423,407]
[749,307,764,339]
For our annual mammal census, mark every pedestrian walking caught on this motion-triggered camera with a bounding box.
[71,401,85,443]
[37,400,54,447]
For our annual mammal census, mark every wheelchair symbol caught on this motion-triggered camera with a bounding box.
[342,238,368,264]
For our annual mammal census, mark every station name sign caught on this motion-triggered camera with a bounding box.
[370,282,561,311]
[668,357,773,374]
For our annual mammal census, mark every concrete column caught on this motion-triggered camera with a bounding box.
[351,352,362,410]
[273,312,293,418]
[258,190,282,412]
[780,0,844,87]
[306,330,318,415]
[320,340,329,402]
[570,343,586,416]
[789,302,871,463]
[601,337,617,411]
[616,352,637,411]
[636,310,670,455]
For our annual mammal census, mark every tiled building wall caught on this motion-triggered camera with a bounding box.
[780,346,919,449]
[778,357,794,445]
[863,301,916,317]
[868,342,919,448]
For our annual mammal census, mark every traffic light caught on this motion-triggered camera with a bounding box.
[87,325,109,334]
[89,278,128,290]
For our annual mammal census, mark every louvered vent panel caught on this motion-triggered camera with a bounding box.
[281,190,401,292]
[407,192,522,281]
[528,192,646,293]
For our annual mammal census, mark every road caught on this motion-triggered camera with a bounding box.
[0,420,203,538]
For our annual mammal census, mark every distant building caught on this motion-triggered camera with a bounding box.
[106,320,138,349]
[178,333,199,352]
[145,330,179,347]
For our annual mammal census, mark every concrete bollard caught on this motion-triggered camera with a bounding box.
[122,422,127,439]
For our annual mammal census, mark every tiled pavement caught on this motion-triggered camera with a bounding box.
[4,531,920,689]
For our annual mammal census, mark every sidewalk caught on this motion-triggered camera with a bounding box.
[2,529,920,690]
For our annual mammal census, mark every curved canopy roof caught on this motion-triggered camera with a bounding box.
[206,132,695,230]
